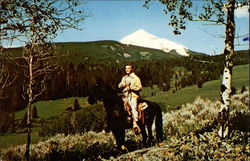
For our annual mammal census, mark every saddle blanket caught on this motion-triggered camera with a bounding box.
[138,102,148,111]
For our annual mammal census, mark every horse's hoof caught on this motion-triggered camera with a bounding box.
[120,145,128,153]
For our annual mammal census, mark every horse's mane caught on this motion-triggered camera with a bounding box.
[101,85,124,110]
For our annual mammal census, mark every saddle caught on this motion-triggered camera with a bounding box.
[124,101,148,124]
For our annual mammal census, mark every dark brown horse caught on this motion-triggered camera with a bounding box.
[88,85,163,151]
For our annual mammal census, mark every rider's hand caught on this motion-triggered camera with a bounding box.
[124,83,130,87]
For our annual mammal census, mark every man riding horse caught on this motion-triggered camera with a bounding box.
[88,70,163,149]
[118,64,142,134]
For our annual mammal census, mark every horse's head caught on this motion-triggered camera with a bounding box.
[87,84,118,104]
[87,84,103,105]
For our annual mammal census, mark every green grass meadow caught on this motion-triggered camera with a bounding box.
[0,127,40,151]
[145,64,249,110]
[15,97,90,120]
[1,97,90,150]
[0,64,248,150]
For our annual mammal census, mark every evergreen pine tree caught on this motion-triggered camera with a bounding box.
[73,99,81,111]
[32,105,38,118]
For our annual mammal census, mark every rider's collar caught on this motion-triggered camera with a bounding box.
[127,72,135,77]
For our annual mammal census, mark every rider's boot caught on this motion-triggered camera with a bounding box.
[133,120,140,135]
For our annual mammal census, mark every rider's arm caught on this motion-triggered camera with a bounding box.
[130,76,142,91]
[118,77,126,89]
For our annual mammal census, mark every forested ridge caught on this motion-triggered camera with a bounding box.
[0,47,248,113]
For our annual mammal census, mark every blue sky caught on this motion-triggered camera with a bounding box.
[9,0,250,55]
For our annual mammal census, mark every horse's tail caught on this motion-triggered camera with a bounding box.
[154,103,163,142]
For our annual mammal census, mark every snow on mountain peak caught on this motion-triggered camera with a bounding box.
[120,29,189,56]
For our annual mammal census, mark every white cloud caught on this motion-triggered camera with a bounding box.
[235,6,249,18]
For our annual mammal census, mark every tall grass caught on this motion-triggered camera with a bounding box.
[1,131,117,161]
[115,90,250,161]
[2,90,249,161]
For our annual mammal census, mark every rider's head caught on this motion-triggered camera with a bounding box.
[125,64,134,75]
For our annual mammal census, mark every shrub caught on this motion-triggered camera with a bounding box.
[115,91,250,160]
[231,86,237,95]
[20,112,27,128]
[197,81,203,88]
[3,90,249,160]
[240,85,247,94]
[0,112,16,134]
[115,130,249,161]
[39,103,106,137]
[162,97,220,137]
[66,106,72,111]
[162,90,249,138]
[2,131,118,161]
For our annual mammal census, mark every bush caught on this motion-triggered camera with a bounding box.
[241,85,247,94]
[115,91,250,161]
[2,131,118,161]
[116,130,249,161]
[0,112,16,134]
[162,90,249,138]
[197,81,203,88]
[39,104,106,137]
[3,90,249,161]
[231,86,236,95]
[162,97,220,137]
[20,112,27,128]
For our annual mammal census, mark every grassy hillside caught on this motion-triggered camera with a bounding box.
[0,64,248,150]
[15,97,89,120]
[1,40,210,66]
[57,41,184,63]
[2,41,183,64]
[0,97,92,150]
[1,91,249,161]
[143,64,249,110]
[3,41,248,65]
[13,64,249,120]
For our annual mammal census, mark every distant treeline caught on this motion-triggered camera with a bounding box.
[0,50,248,112]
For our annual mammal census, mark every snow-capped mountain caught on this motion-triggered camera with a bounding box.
[120,29,189,56]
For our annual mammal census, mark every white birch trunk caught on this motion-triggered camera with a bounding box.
[25,54,33,161]
[218,0,235,138]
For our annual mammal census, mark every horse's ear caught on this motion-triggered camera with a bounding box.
[108,85,117,93]
[114,87,122,93]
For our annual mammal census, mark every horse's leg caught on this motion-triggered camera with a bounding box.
[112,129,128,153]
[146,113,155,147]
[146,123,153,147]
[120,128,125,145]
[120,129,128,152]
[112,129,122,148]
[139,123,147,148]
